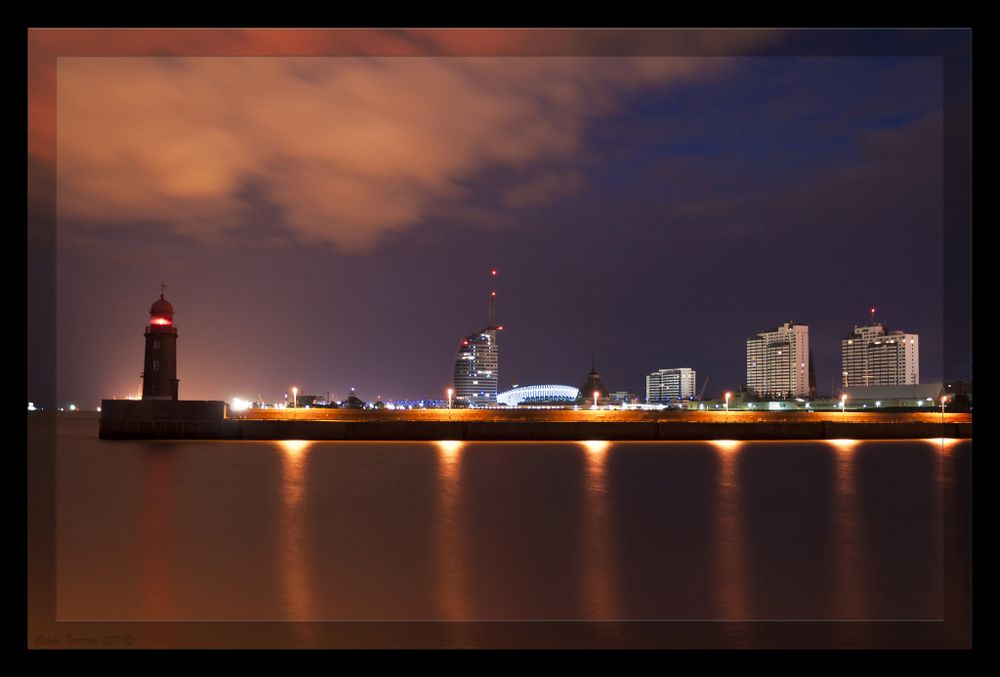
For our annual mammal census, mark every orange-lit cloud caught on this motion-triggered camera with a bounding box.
[39,30,776,251]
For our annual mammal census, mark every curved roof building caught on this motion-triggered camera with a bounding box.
[497,385,580,407]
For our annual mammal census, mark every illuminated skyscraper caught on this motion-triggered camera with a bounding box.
[746,321,810,398]
[452,271,502,407]
[646,367,696,402]
[841,319,919,387]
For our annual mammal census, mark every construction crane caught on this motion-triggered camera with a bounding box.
[698,376,710,401]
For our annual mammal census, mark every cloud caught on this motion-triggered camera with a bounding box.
[502,170,586,208]
[658,110,943,238]
[54,54,748,251]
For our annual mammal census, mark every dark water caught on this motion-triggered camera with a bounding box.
[41,416,971,647]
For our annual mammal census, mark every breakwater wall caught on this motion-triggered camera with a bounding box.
[99,404,971,441]
[219,419,970,441]
[99,399,227,439]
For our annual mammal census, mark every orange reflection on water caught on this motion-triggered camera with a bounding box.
[434,441,470,621]
[827,439,867,620]
[139,449,175,619]
[581,440,610,457]
[437,440,463,466]
[713,440,741,453]
[711,440,750,620]
[925,438,963,453]
[277,440,315,622]
[925,439,948,618]
[578,440,619,621]
[827,439,859,453]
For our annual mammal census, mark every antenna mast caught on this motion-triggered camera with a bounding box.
[488,268,497,328]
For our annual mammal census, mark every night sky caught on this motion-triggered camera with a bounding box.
[27,29,972,408]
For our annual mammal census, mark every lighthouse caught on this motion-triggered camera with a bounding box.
[142,285,179,400]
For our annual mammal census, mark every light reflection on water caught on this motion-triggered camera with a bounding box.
[711,440,749,621]
[827,439,866,620]
[926,438,949,620]
[55,426,963,631]
[578,441,618,621]
[139,446,175,619]
[276,440,314,623]
[434,440,468,621]
[926,438,963,452]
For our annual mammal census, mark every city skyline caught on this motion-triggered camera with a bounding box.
[51,282,943,407]
[28,29,971,408]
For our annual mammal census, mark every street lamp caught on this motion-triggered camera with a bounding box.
[292,386,298,409]
[593,390,599,408]
[724,392,732,414]
[447,388,453,409]
[840,394,848,416]
[941,394,948,417]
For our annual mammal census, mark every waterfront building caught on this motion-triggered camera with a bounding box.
[576,359,611,404]
[452,272,502,407]
[496,384,579,406]
[746,321,810,398]
[841,322,919,387]
[142,285,179,400]
[840,383,942,408]
[341,388,365,409]
[645,368,696,403]
[610,390,640,404]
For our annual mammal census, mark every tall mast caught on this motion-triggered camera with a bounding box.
[488,268,497,328]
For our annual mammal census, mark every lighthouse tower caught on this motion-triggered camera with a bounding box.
[142,285,179,400]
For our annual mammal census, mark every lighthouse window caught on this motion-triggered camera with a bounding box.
[153,360,160,372]
[153,340,160,349]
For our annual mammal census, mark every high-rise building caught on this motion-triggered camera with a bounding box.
[645,368,696,402]
[746,321,809,398]
[142,285,179,400]
[841,322,919,387]
[452,271,501,407]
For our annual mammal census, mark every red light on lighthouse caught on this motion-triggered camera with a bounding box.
[151,317,172,326]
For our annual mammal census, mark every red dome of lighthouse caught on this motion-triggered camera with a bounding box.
[149,287,174,326]
[150,295,174,317]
